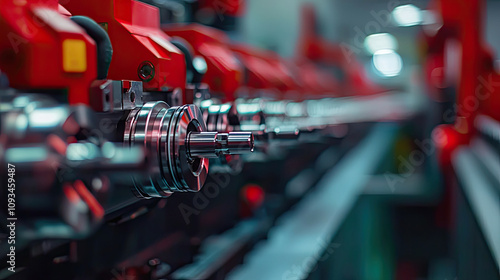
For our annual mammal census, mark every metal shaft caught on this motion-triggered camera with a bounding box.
[240,124,300,141]
[188,132,254,158]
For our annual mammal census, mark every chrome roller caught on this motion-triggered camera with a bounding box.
[124,102,253,198]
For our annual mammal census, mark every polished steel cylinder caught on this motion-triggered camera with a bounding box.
[124,102,254,198]
[188,131,254,158]
[187,132,218,158]
[227,132,255,154]
[124,102,209,196]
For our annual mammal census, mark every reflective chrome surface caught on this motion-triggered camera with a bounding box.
[124,102,254,197]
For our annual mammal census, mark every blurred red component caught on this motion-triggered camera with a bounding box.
[425,0,500,164]
[165,17,340,101]
[480,72,500,122]
[231,44,299,99]
[0,0,97,105]
[63,183,81,204]
[432,124,468,166]
[444,0,484,137]
[198,0,245,17]
[241,184,265,215]
[163,24,243,102]
[63,0,186,99]
[74,180,105,219]
[288,58,341,100]
[47,134,68,156]
[297,4,385,97]
[423,52,447,101]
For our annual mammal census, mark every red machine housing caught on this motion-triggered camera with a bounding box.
[0,0,97,105]
[230,44,300,100]
[426,0,500,164]
[297,4,385,97]
[164,23,340,102]
[163,24,243,102]
[197,0,246,17]
[63,0,186,99]
[288,58,341,100]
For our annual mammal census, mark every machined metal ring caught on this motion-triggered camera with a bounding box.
[124,102,209,197]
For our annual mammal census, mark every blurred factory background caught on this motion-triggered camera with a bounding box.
[0,0,499,279]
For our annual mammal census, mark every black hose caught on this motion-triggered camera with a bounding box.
[70,16,113,80]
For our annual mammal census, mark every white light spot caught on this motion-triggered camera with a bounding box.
[372,50,403,77]
[29,107,67,128]
[364,33,398,55]
[200,99,213,108]
[392,4,422,27]
[193,55,207,74]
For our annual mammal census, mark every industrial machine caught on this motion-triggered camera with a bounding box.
[0,0,498,279]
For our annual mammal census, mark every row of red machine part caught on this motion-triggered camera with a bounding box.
[423,0,500,165]
[0,0,384,108]
[0,0,389,238]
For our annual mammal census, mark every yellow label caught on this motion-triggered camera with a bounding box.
[62,39,87,73]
